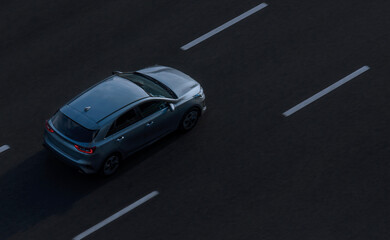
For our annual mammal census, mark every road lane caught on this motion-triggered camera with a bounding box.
[1,0,389,239]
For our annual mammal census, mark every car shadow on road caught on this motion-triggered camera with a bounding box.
[0,131,183,240]
[0,149,102,239]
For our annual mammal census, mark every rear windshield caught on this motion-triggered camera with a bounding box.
[51,111,96,142]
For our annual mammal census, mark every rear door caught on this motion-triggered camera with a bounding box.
[105,108,146,156]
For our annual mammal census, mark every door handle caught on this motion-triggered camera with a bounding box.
[146,121,154,127]
[116,136,125,142]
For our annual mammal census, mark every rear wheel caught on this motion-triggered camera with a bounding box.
[179,108,200,132]
[100,154,120,176]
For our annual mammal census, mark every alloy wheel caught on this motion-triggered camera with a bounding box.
[103,155,119,176]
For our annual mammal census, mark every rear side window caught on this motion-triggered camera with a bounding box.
[51,111,96,142]
[107,109,140,136]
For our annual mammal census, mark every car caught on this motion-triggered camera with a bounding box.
[43,65,206,176]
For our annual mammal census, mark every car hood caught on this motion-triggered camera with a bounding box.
[137,66,199,98]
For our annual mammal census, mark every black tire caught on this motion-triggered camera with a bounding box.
[99,153,121,177]
[179,107,200,132]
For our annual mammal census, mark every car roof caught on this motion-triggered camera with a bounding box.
[66,76,149,125]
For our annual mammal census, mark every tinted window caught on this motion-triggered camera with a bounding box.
[138,101,167,118]
[52,111,96,142]
[107,109,140,136]
[119,73,176,98]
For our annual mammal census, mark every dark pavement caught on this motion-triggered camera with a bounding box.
[0,0,389,239]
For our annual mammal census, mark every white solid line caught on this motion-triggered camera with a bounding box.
[283,66,370,117]
[180,2,268,50]
[73,191,159,240]
[0,145,10,153]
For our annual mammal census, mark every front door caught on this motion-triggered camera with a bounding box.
[137,101,175,143]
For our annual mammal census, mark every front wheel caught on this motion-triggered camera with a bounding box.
[100,154,120,176]
[179,108,200,132]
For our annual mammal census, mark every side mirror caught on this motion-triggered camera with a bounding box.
[168,103,175,112]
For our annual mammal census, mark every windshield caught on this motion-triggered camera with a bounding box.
[118,73,176,98]
[51,111,97,142]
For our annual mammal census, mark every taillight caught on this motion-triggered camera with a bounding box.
[45,120,54,133]
[74,145,96,154]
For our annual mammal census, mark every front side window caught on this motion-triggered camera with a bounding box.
[107,109,140,136]
[138,101,167,118]
[51,111,97,142]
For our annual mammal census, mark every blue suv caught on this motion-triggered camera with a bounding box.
[44,66,206,176]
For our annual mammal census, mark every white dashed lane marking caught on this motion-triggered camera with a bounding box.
[0,145,10,153]
[181,2,268,50]
[73,191,159,240]
[283,66,370,117]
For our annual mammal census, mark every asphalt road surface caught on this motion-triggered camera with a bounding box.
[0,0,389,239]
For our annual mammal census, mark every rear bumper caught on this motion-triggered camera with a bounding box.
[43,138,98,174]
